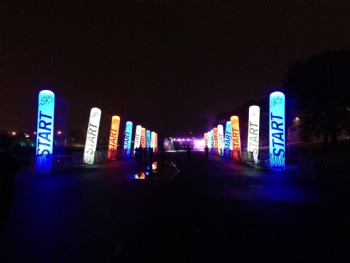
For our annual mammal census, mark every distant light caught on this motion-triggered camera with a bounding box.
[25,133,30,138]
[57,131,62,135]
[11,131,16,135]
[295,117,300,122]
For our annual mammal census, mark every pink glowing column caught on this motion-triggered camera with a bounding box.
[213,127,218,154]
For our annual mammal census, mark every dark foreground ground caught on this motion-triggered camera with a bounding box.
[1,151,350,262]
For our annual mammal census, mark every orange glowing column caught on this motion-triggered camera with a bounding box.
[140,127,146,148]
[230,116,241,160]
[108,116,120,160]
[154,133,158,152]
[213,127,218,154]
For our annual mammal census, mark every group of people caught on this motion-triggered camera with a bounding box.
[134,147,153,162]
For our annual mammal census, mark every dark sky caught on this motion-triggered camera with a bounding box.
[2,1,350,137]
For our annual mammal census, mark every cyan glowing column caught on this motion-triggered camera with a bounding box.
[36,90,55,173]
[247,106,260,164]
[140,127,146,149]
[224,121,232,156]
[134,125,142,151]
[231,116,241,160]
[146,130,151,148]
[269,91,285,171]
[218,124,224,155]
[83,107,101,164]
[107,115,120,160]
[123,121,133,156]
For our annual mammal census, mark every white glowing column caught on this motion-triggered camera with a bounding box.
[204,133,208,148]
[218,124,224,155]
[269,91,285,171]
[151,131,155,149]
[36,90,55,173]
[83,107,101,164]
[123,121,133,156]
[247,106,260,164]
[224,121,232,155]
[230,116,241,160]
[134,125,142,150]
[108,116,120,160]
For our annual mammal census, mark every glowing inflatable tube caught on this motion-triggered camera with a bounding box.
[36,90,55,173]
[141,128,146,149]
[151,131,155,150]
[247,106,260,164]
[146,130,151,148]
[210,130,214,152]
[83,107,101,164]
[134,125,142,150]
[230,116,241,160]
[154,133,158,152]
[213,127,218,154]
[108,116,120,160]
[224,121,232,156]
[218,124,224,155]
[204,133,208,148]
[269,91,285,171]
[123,121,133,156]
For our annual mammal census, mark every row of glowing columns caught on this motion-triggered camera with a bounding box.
[83,108,158,164]
[35,90,158,171]
[204,91,285,171]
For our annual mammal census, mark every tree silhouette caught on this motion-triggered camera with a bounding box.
[283,50,350,148]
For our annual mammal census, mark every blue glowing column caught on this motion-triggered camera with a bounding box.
[269,91,286,171]
[123,121,133,156]
[224,121,232,157]
[83,107,101,164]
[146,130,151,149]
[210,130,214,153]
[36,90,55,173]
[247,106,260,164]
[218,124,224,155]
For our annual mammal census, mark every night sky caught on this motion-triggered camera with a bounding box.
[2,1,350,137]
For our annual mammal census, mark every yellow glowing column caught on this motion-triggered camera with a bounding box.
[230,116,241,160]
[108,116,120,160]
